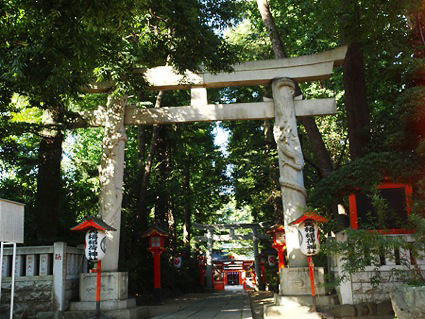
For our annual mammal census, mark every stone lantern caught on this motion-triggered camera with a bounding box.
[142,224,168,304]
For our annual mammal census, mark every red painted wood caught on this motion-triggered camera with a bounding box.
[154,252,161,289]
[308,256,315,297]
[349,194,358,229]
[348,182,413,233]
[278,249,285,270]
[96,261,102,302]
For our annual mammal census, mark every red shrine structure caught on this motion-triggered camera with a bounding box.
[199,256,266,291]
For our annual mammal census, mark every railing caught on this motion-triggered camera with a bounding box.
[1,242,86,312]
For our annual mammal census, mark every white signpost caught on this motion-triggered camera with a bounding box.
[0,199,25,319]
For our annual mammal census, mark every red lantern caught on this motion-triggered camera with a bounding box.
[267,224,286,271]
[142,224,169,304]
[197,255,206,287]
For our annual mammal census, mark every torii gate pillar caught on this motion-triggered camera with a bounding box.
[272,78,307,267]
[98,95,128,271]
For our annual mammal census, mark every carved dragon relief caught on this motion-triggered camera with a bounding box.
[272,78,307,198]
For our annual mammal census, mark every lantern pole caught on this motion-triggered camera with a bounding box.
[95,261,102,318]
[308,256,316,311]
[153,251,162,303]
[277,248,285,271]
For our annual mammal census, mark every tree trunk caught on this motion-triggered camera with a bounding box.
[35,115,63,244]
[135,91,164,231]
[339,0,370,159]
[183,154,192,255]
[256,0,286,58]
[343,42,370,159]
[154,125,168,227]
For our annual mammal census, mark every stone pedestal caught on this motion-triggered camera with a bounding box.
[79,272,128,301]
[67,272,142,319]
[280,267,326,296]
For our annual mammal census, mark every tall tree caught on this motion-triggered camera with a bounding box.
[339,0,370,159]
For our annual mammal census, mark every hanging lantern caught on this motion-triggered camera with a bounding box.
[268,255,276,267]
[174,256,183,269]
[297,220,321,256]
[290,212,329,256]
[266,224,286,270]
[71,215,116,263]
[85,229,107,262]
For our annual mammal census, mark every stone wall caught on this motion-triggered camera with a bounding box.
[328,232,425,305]
[1,278,53,316]
[0,243,86,318]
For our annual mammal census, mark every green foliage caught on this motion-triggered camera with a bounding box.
[326,214,425,288]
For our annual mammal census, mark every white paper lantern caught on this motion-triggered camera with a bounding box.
[85,229,106,262]
[297,220,320,256]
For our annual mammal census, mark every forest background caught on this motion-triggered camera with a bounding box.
[0,0,424,295]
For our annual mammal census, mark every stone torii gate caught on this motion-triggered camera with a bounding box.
[76,46,347,297]
[193,222,271,290]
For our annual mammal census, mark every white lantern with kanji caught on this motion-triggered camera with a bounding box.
[85,229,107,262]
[297,220,320,256]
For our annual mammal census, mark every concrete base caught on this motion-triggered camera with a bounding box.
[280,267,326,295]
[80,272,128,301]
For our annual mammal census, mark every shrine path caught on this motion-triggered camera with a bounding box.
[150,290,252,319]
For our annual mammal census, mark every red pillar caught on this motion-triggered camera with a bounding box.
[199,265,204,287]
[308,256,317,311]
[278,249,285,271]
[154,251,161,289]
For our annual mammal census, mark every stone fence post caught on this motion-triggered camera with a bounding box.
[52,242,67,311]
